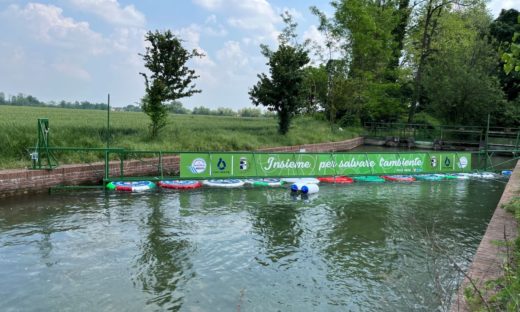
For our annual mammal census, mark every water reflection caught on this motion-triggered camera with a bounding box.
[0,181,505,311]
[133,194,194,311]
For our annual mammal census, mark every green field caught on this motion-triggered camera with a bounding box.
[0,105,362,169]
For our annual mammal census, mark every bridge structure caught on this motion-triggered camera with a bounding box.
[363,121,520,171]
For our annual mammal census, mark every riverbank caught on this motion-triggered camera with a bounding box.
[451,160,519,311]
[0,137,364,198]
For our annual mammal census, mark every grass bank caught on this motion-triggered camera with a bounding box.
[0,105,362,169]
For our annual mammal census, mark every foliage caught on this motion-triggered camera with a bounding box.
[328,0,406,124]
[237,107,262,118]
[249,13,310,135]
[165,101,190,114]
[140,30,202,138]
[0,105,362,169]
[490,9,520,102]
[0,92,110,110]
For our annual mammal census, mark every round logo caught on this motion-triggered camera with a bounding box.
[190,158,207,174]
[458,156,468,169]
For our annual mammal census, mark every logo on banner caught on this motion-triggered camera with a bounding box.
[217,157,227,170]
[430,156,437,168]
[189,158,207,174]
[239,157,248,170]
[458,156,468,169]
[444,156,451,167]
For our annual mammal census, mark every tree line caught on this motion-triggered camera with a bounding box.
[0,91,272,117]
[140,2,519,137]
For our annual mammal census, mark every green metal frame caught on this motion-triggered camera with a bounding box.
[31,118,58,169]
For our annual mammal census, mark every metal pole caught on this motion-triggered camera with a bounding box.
[484,113,490,170]
[105,94,110,181]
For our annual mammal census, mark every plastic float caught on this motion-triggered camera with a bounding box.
[301,183,319,194]
[290,182,319,194]
[244,178,283,187]
[414,174,444,181]
[318,176,354,184]
[281,178,320,184]
[467,172,496,179]
[435,174,458,180]
[106,181,156,192]
[502,170,512,176]
[158,180,203,190]
[203,179,245,188]
[352,176,386,183]
[451,173,471,180]
[382,175,416,182]
[290,182,307,193]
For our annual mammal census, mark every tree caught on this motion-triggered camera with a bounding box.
[490,10,520,100]
[249,13,310,135]
[419,4,505,125]
[140,30,202,138]
[331,0,404,124]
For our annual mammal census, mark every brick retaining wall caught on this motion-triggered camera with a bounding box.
[451,160,519,311]
[0,137,364,198]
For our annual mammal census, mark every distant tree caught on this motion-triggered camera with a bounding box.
[238,107,262,117]
[192,106,212,115]
[140,30,202,138]
[123,104,142,112]
[249,13,310,134]
[165,101,190,114]
[214,107,236,116]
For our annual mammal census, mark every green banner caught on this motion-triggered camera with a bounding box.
[180,152,472,178]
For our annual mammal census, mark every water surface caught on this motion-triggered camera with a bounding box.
[0,179,505,311]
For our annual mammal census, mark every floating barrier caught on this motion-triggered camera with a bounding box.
[414,174,444,181]
[244,178,283,187]
[436,174,458,180]
[158,180,203,190]
[352,176,386,183]
[467,172,496,179]
[382,175,416,182]
[281,178,320,184]
[106,181,156,192]
[318,176,354,184]
[203,179,245,188]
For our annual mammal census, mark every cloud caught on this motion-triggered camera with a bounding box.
[2,3,106,55]
[217,41,249,69]
[0,2,146,105]
[193,0,223,10]
[488,0,517,17]
[193,0,280,42]
[70,0,146,27]
[52,61,91,80]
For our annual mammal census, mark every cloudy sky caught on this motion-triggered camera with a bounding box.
[0,0,517,109]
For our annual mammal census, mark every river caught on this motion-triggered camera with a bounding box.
[0,177,506,311]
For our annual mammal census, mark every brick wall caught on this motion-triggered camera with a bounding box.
[0,137,363,198]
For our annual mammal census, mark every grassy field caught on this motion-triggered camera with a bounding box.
[0,105,362,169]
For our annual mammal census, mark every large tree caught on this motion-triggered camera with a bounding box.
[140,30,202,138]
[332,0,405,124]
[249,13,310,135]
[418,4,505,125]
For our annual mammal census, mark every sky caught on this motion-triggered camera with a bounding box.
[0,0,517,109]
